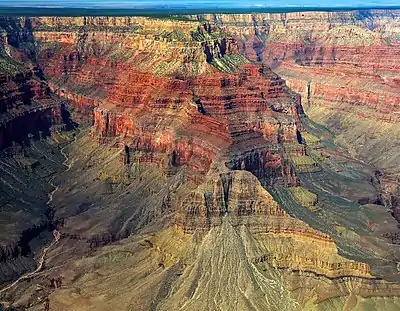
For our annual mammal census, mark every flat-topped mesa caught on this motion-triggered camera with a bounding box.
[189,11,400,82]
[188,10,400,40]
[190,11,387,23]
[29,16,198,31]
[34,31,208,61]
[178,170,372,279]
[189,11,400,69]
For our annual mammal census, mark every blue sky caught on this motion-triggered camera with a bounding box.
[2,0,399,8]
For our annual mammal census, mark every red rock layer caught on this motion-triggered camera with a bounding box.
[283,73,400,123]
[0,15,383,283]
[191,11,400,120]
[30,16,304,185]
[87,63,302,184]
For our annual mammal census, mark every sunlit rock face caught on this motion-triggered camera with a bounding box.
[191,11,400,168]
[1,12,400,311]
[190,10,400,232]
[26,16,305,187]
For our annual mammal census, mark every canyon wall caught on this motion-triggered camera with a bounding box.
[0,17,74,285]
[190,10,400,229]
[26,16,305,186]
[13,14,391,281]
[1,12,400,310]
[0,15,372,282]
[190,11,400,172]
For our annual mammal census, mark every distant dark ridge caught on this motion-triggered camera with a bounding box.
[0,6,399,17]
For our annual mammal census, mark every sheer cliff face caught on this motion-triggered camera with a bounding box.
[0,17,68,149]
[28,16,303,186]
[1,12,400,311]
[193,11,400,173]
[192,10,400,236]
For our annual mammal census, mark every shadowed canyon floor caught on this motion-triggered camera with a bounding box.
[0,9,400,311]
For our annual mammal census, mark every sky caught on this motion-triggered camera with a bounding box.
[1,0,399,8]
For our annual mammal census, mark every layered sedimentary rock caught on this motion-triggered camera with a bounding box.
[178,170,373,279]
[15,14,391,280]
[190,10,400,230]
[0,16,69,149]
[1,12,400,311]
[0,17,74,286]
[28,16,304,187]
[0,71,64,149]
[190,11,400,163]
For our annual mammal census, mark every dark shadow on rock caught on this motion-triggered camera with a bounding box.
[60,103,78,130]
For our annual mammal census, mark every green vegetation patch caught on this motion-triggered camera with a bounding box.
[156,15,203,22]
[301,132,320,146]
[191,29,230,42]
[306,147,330,163]
[335,225,360,241]
[291,155,316,166]
[95,250,134,267]
[145,28,194,41]
[291,155,321,173]
[289,186,320,211]
[34,25,141,34]
[0,54,28,76]
[210,54,249,73]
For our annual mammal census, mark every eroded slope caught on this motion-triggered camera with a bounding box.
[0,13,400,311]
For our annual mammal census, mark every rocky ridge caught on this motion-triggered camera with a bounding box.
[0,12,400,311]
[22,15,387,280]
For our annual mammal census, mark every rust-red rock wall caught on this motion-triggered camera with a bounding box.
[26,15,305,185]
[188,11,400,179]
[190,11,400,118]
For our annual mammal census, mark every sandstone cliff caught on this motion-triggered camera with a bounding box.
[1,12,400,311]
[190,11,400,172]
[14,15,384,282]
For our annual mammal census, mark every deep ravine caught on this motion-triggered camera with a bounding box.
[0,131,78,297]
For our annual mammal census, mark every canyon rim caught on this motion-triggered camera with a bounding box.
[0,5,400,311]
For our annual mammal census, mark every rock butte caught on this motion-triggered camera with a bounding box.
[0,11,400,311]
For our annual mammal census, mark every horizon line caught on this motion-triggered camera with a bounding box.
[0,5,399,17]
